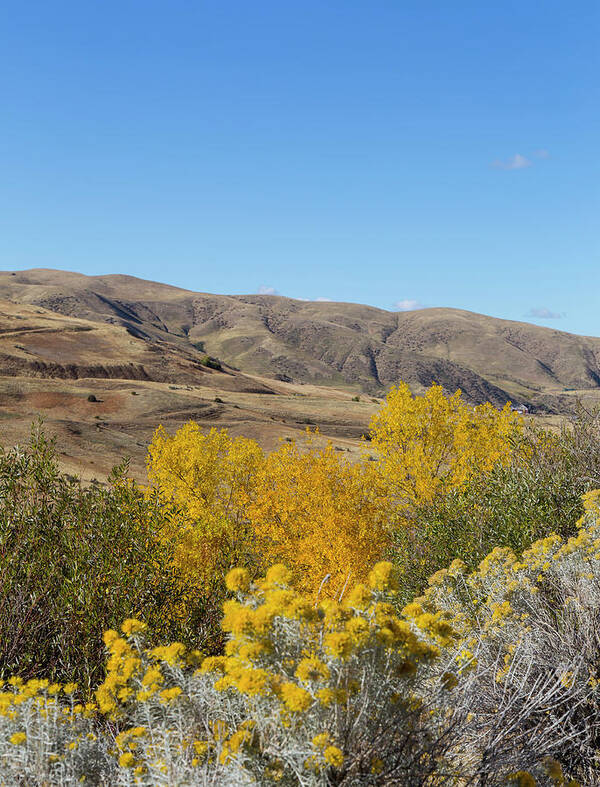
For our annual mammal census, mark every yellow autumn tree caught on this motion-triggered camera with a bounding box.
[369,382,522,509]
[244,437,389,598]
[146,423,264,587]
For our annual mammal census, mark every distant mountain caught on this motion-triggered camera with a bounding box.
[1,268,599,412]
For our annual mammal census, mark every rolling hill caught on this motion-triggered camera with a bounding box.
[1,268,599,413]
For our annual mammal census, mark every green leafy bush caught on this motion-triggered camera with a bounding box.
[200,355,222,370]
[0,426,223,691]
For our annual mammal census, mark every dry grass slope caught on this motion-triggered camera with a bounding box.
[2,268,600,406]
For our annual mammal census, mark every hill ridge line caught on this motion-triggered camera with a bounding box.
[0,267,599,413]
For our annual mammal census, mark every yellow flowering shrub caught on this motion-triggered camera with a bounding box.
[146,423,265,586]
[0,679,105,783]
[418,490,600,783]
[78,556,585,783]
[244,438,390,597]
[186,562,455,783]
[37,564,453,784]
[370,381,520,506]
[0,538,591,784]
[367,382,527,600]
[145,386,523,604]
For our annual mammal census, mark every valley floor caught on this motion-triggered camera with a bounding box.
[0,374,382,481]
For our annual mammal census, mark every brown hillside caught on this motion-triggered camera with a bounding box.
[1,268,599,412]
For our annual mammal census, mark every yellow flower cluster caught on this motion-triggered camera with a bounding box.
[0,678,95,722]
[95,620,198,717]
[217,721,255,765]
[194,560,450,759]
[323,745,344,767]
[310,732,344,770]
[149,642,185,666]
[279,682,313,712]
[213,661,270,697]
[96,631,142,715]
[295,656,330,683]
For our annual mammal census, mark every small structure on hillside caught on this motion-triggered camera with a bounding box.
[511,403,529,414]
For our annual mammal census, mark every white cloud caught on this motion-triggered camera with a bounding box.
[257,285,279,295]
[533,149,550,159]
[394,299,425,311]
[525,307,564,320]
[492,153,532,170]
[297,296,334,302]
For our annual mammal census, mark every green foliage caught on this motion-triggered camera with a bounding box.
[0,425,223,691]
[200,355,222,370]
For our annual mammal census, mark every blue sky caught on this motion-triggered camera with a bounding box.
[1,1,598,335]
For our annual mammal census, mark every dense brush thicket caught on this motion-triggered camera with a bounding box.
[392,406,600,601]
[1,388,600,785]
[2,529,598,784]
[0,426,224,690]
